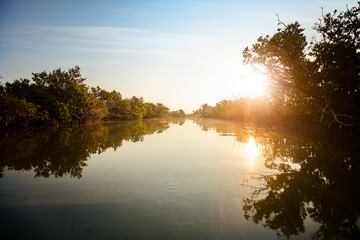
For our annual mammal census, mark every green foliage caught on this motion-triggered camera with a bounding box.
[129,96,146,119]
[144,102,170,118]
[91,87,171,120]
[1,66,107,125]
[0,91,38,126]
[193,98,277,125]
[1,66,171,126]
[170,109,186,118]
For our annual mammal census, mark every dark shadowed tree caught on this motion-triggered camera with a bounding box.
[243,3,360,128]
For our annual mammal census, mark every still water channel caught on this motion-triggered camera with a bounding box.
[0,119,359,239]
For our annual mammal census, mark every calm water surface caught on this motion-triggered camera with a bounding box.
[0,119,359,239]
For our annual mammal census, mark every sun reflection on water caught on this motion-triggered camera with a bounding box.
[243,136,260,167]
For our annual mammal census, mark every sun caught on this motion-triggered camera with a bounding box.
[205,64,270,106]
[237,66,270,98]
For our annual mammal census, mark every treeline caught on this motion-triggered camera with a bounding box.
[192,98,314,129]
[194,3,360,130]
[0,66,185,126]
[193,99,276,123]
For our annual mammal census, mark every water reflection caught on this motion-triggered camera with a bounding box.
[193,118,360,239]
[0,120,174,178]
[243,136,260,167]
[1,118,359,239]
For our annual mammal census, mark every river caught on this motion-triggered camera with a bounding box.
[0,119,359,239]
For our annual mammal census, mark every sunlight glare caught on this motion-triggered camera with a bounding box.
[228,65,270,98]
[238,66,269,98]
[243,136,260,167]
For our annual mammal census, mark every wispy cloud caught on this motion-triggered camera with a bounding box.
[1,24,241,56]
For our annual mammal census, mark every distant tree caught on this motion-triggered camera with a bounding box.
[129,96,146,119]
[155,103,170,117]
[192,99,275,125]
[2,66,107,124]
[1,66,173,126]
[31,66,107,123]
[193,104,213,117]
[170,109,186,117]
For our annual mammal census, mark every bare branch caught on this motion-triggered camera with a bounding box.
[276,14,288,28]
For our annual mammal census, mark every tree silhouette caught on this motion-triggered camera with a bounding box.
[243,3,360,128]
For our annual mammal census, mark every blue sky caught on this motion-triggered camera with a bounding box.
[0,0,357,112]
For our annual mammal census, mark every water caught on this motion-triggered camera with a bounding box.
[0,119,359,239]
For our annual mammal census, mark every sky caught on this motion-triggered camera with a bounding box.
[0,0,357,112]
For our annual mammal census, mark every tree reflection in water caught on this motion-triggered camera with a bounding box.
[0,120,173,178]
[193,118,360,240]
